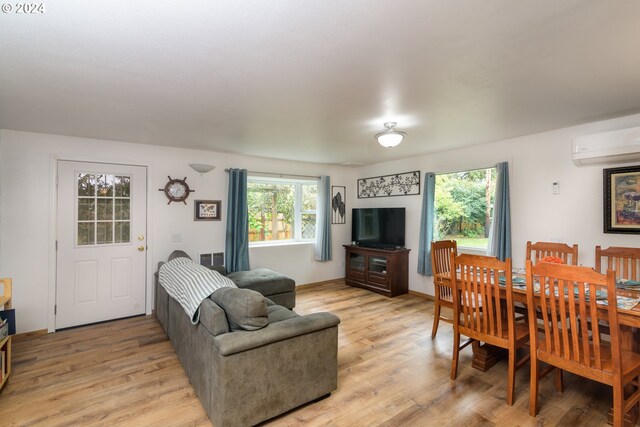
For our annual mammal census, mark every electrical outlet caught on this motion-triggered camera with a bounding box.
[552,182,560,194]
[171,233,181,243]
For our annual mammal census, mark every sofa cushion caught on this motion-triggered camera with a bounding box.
[199,298,230,336]
[211,288,269,332]
[266,300,299,323]
[227,268,295,295]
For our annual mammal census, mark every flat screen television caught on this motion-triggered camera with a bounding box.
[351,207,406,249]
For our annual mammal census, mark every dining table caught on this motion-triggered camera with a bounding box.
[438,269,640,371]
[440,265,640,425]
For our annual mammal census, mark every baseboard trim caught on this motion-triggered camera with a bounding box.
[13,328,48,341]
[409,290,435,301]
[297,281,436,301]
[296,278,345,289]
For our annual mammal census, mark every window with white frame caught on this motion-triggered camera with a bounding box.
[434,167,496,250]
[247,176,317,243]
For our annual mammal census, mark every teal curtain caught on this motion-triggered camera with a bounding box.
[488,162,511,261]
[225,168,250,272]
[315,176,332,261]
[417,172,436,275]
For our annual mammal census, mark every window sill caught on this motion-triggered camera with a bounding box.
[249,241,314,249]
[458,246,488,256]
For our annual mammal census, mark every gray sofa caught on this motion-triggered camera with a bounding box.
[155,251,340,427]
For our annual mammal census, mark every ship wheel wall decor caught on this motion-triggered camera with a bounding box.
[159,176,194,204]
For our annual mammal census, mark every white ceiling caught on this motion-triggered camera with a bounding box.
[2,1,640,165]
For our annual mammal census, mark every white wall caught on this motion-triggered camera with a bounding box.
[0,130,354,333]
[3,112,640,333]
[354,113,640,296]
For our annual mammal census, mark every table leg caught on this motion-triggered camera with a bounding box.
[471,341,507,371]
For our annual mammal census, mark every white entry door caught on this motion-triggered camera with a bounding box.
[56,161,147,329]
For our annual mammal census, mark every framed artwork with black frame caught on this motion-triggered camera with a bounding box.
[194,200,221,221]
[331,186,346,224]
[603,165,640,234]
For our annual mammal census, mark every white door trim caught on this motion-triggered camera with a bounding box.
[48,154,155,333]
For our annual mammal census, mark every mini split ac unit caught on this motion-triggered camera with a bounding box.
[572,127,640,166]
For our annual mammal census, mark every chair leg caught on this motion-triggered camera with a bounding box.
[529,354,539,417]
[554,368,564,393]
[506,349,516,406]
[450,330,460,380]
[613,382,624,427]
[431,301,441,338]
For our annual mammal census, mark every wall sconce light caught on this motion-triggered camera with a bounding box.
[375,122,406,148]
[189,164,216,175]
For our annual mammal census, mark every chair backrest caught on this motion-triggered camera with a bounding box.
[431,240,457,280]
[451,253,515,343]
[596,245,640,281]
[526,241,579,265]
[525,260,620,378]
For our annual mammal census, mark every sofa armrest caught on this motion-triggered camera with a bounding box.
[212,312,340,356]
[199,298,230,336]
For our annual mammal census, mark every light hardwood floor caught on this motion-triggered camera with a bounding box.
[0,281,616,426]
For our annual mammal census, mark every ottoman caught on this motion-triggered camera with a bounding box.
[227,268,296,309]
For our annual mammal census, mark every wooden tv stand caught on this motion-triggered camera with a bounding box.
[343,245,410,297]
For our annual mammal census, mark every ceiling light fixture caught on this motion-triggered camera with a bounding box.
[189,163,216,174]
[375,122,406,148]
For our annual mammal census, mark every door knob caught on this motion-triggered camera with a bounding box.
[138,235,145,241]
[138,246,145,252]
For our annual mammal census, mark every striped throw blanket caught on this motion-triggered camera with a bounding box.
[159,257,237,324]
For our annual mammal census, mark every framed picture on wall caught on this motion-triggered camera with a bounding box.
[603,165,640,234]
[331,186,346,224]
[194,200,221,221]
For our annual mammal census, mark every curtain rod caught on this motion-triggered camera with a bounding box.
[224,169,320,180]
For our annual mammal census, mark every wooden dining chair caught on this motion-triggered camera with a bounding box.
[525,260,640,426]
[450,254,530,405]
[430,240,457,338]
[596,245,640,281]
[526,241,579,265]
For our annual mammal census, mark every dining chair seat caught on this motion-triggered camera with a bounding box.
[459,314,529,341]
[535,335,640,379]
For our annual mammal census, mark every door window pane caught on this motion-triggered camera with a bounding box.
[114,222,130,243]
[76,172,132,246]
[96,222,113,244]
[97,199,113,220]
[96,174,114,197]
[78,223,95,246]
[78,198,95,221]
[77,173,95,196]
[114,199,130,220]
[114,176,130,197]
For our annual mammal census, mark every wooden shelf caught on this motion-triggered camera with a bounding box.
[0,278,13,391]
